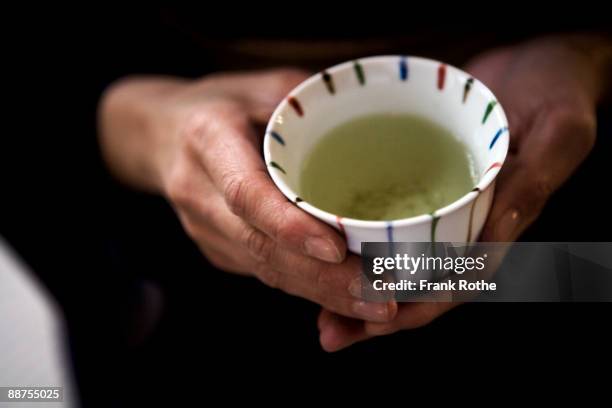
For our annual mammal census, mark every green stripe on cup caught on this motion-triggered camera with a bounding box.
[482,100,497,124]
[322,71,335,94]
[463,77,474,103]
[269,161,286,174]
[430,213,441,243]
[353,61,365,85]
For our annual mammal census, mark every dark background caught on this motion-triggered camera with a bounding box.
[2,6,611,405]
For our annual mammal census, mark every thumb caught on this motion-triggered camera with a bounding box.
[481,107,596,242]
[480,158,549,242]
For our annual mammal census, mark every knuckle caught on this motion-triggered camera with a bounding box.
[223,174,249,217]
[180,101,249,153]
[271,69,310,96]
[165,166,215,221]
[242,227,274,264]
[203,100,247,126]
[180,110,211,152]
[270,201,303,242]
[166,165,193,207]
[277,68,310,84]
[224,170,280,225]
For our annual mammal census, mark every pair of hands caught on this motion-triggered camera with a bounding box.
[99,35,608,351]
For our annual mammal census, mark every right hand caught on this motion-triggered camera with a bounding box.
[99,69,397,323]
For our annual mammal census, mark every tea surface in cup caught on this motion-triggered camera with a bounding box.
[299,113,476,221]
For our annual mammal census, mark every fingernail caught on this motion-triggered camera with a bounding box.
[494,209,520,241]
[304,237,343,263]
[348,278,362,298]
[352,301,391,323]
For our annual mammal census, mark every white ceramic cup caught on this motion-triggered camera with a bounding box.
[264,56,509,254]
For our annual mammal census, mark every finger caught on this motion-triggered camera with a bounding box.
[364,301,459,337]
[244,237,396,322]
[186,103,347,263]
[176,181,393,322]
[318,309,369,352]
[200,245,251,275]
[183,203,387,321]
[229,170,347,263]
[206,69,311,123]
[270,270,395,323]
[186,205,394,322]
[173,174,353,299]
[178,211,253,275]
[320,300,461,352]
[324,302,458,351]
[481,108,595,242]
[317,307,334,331]
[239,222,395,322]
[519,107,596,190]
[176,172,351,288]
[165,156,259,274]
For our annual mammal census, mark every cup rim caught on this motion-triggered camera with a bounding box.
[264,55,509,229]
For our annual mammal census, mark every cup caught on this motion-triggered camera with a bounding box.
[264,56,509,254]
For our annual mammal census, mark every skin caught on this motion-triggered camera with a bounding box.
[98,34,611,352]
[99,69,396,324]
[317,35,611,351]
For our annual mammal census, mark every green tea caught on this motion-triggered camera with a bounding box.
[299,114,476,221]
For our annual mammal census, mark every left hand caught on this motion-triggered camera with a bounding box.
[317,35,611,352]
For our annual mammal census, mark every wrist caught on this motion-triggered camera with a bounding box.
[98,76,187,193]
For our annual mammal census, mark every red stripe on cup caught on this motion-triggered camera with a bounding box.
[336,215,346,238]
[287,97,304,117]
[437,64,447,90]
[485,162,502,173]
